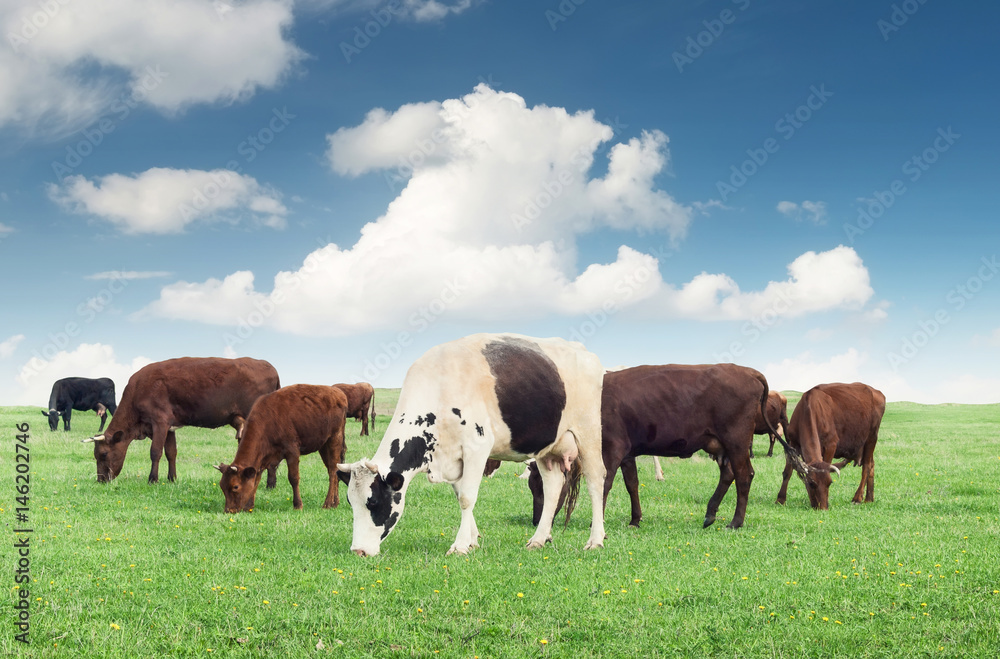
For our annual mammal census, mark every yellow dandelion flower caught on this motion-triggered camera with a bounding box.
[517,593,524,598]
[110,623,120,630]
[540,639,548,645]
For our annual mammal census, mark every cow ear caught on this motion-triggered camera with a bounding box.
[242,466,257,480]
[41,410,49,416]
[385,471,404,490]
[108,431,125,444]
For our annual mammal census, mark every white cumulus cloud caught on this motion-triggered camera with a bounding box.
[0,0,302,136]
[142,87,877,336]
[48,167,287,234]
[655,245,873,321]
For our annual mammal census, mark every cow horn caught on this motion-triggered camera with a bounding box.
[830,465,841,476]
[336,463,352,473]
[81,434,106,443]
[364,460,379,474]
[229,465,238,473]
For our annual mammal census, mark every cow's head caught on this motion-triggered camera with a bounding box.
[81,431,130,482]
[216,463,262,513]
[336,459,406,557]
[41,409,60,431]
[798,461,840,509]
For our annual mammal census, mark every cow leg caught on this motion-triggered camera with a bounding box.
[63,410,71,432]
[97,410,107,432]
[286,453,303,509]
[528,459,566,550]
[620,457,642,527]
[577,430,607,551]
[360,405,369,436]
[319,429,345,508]
[775,452,794,505]
[767,434,776,457]
[727,452,754,529]
[447,451,490,555]
[653,456,664,482]
[164,430,178,482]
[854,441,877,504]
[704,459,734,528]
[148,425,169,484]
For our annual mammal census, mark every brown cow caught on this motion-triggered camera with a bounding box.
[332,382,375,436]
[82,357,279,483]
[216,384,349,512]
[751,391,790,458]
[551,364,805,530]
[775,382,885,509]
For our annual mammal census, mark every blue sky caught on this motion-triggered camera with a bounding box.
[1,0,997,405]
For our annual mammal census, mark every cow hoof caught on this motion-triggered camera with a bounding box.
[583,539,604,550]
[446,545,470,556]
[525,537,551,550]
[775,498,786,506]
[726,521,743,530]
[628,520,641,528]
[703,517,715,528]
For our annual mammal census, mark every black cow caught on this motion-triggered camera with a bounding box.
[42,377,117,432]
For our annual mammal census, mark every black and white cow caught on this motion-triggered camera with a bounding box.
[42,377,117,432]
[337,333,607,557]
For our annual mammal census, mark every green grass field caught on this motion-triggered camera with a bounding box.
[2,393,998,657]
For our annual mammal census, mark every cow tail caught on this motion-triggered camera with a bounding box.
[370,389,376,432]
[755,372,807,474]
[562,459,583,529]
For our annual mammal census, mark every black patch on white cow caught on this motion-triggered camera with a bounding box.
[482,337,566,455]
[389,434,434,474]
[366,476,397,529]
[380,512,399,539]
[475,423,484,436]
[452,408,462,418]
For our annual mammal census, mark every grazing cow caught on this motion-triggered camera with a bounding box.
[751,391,790,458]
[337,333,606,557]
[82,357,279,484]
[216,384,349,512]
[553,364,804,530]
[42,377,117,432]
[775,382,885,509]
[333,383,375,436]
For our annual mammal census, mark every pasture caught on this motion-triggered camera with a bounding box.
[2,393,998,657]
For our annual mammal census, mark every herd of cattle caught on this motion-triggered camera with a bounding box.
[48,333,886,557]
